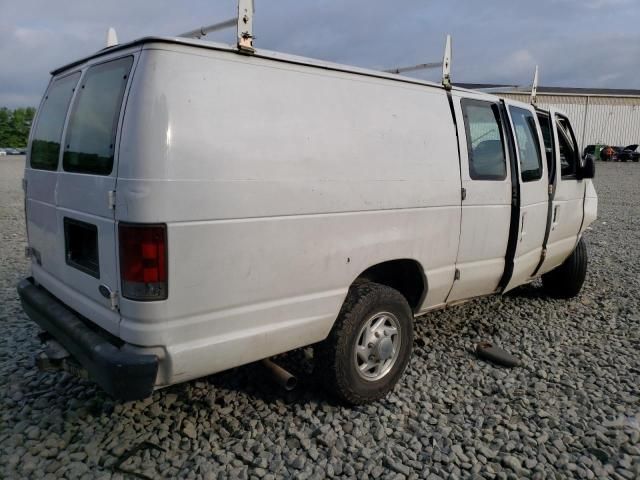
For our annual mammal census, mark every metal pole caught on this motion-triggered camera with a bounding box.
[237,0,255,52]
[178,18,237,39]
[442,34,452,90]
[530,65,539,105]
[383,62,443,75]
[581,95,590,153]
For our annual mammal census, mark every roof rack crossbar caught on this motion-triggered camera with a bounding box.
[178,0,255,53]
[179,18,237,40]
[383,62,443,75]
[382,35,452,90]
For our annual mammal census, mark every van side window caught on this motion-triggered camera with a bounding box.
[30,73,81,170]
[461,100,507,180]
[537,112,555,183]
[63,56,133,175]
[555,116,579,178]
[509,106,543,182]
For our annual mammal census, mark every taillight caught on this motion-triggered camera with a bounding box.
[119,223,167,301]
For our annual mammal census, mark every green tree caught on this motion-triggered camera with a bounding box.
[0,108,10,146]
[0,106,36,148]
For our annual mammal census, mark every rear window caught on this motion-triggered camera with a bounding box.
[63,56,133,175]
[30,73,81,170]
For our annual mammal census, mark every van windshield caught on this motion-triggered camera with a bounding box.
[63,56,133,175]
[30,73,81,170]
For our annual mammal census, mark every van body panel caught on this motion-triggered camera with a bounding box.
[582,179,598,234]
[116,46,462,363]
[119,47,460,210]
[118,207,459,347]
[26,171,60,279]
[31,264,121,337]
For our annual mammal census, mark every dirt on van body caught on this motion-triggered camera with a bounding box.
[1,156,639,479]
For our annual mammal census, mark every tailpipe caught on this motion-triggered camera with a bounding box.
[261,358,297,391]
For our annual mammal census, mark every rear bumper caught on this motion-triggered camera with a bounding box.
[17,277,158,401]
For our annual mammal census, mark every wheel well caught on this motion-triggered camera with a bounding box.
[353,259,427,312]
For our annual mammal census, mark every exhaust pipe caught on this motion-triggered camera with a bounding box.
[35,333,89,379]
[261,358,297,391]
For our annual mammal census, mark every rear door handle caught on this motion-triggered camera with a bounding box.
[520,212,527,241]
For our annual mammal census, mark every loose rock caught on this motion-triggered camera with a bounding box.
[0,160,638,479]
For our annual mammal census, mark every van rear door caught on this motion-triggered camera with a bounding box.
[26,71,82,294]
[26,54,135,337]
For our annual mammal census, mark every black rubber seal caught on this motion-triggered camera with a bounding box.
[497,101,521,290]
[531,108,557,277]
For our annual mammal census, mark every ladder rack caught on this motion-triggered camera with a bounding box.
[385,35,453,90]
[108,1,456,87]
[178,0,255,53]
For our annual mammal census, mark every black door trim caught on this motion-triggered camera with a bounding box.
[443,89,464,301]
[497,101,521,291]
[531,109,557,277]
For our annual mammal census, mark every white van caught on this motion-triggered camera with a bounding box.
[18,35,597,404]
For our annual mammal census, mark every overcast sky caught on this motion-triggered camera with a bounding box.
[1,0,639,108]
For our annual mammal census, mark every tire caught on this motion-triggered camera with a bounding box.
[316,282,413,405]
[542,238,587,299]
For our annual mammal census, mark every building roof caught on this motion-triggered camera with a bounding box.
[456,83,640,97]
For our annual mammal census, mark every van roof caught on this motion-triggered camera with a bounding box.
[52,35,493,99]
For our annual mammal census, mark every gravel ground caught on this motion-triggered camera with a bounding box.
[1,156,639,479]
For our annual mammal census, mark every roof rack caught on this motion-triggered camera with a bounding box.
[178,0,255,53]
[107,3,453,85]
[384,35,452,90]
[530,65,539,105]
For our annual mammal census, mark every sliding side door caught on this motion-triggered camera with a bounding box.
[503,101,549,292]
[446,93,512,302]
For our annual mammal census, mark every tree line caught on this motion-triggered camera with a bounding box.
[0,107,36,148]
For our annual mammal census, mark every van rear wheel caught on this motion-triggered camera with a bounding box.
[316,282,413,405]
[542,238,587,298]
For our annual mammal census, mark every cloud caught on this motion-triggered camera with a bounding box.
[0,0,638,108]
[495,50,539,82]
[582,0,632,9]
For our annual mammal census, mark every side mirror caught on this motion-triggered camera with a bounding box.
[579,154,595,179]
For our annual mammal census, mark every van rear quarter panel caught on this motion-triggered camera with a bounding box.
[117,45,460,383]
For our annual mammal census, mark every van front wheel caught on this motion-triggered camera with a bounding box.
[316,282,413,405]
[542,238,588,298]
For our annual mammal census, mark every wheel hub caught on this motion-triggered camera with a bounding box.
[353,312,401,381]
[375,337,394,361]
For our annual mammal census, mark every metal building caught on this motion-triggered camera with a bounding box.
[458,84,640,152]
